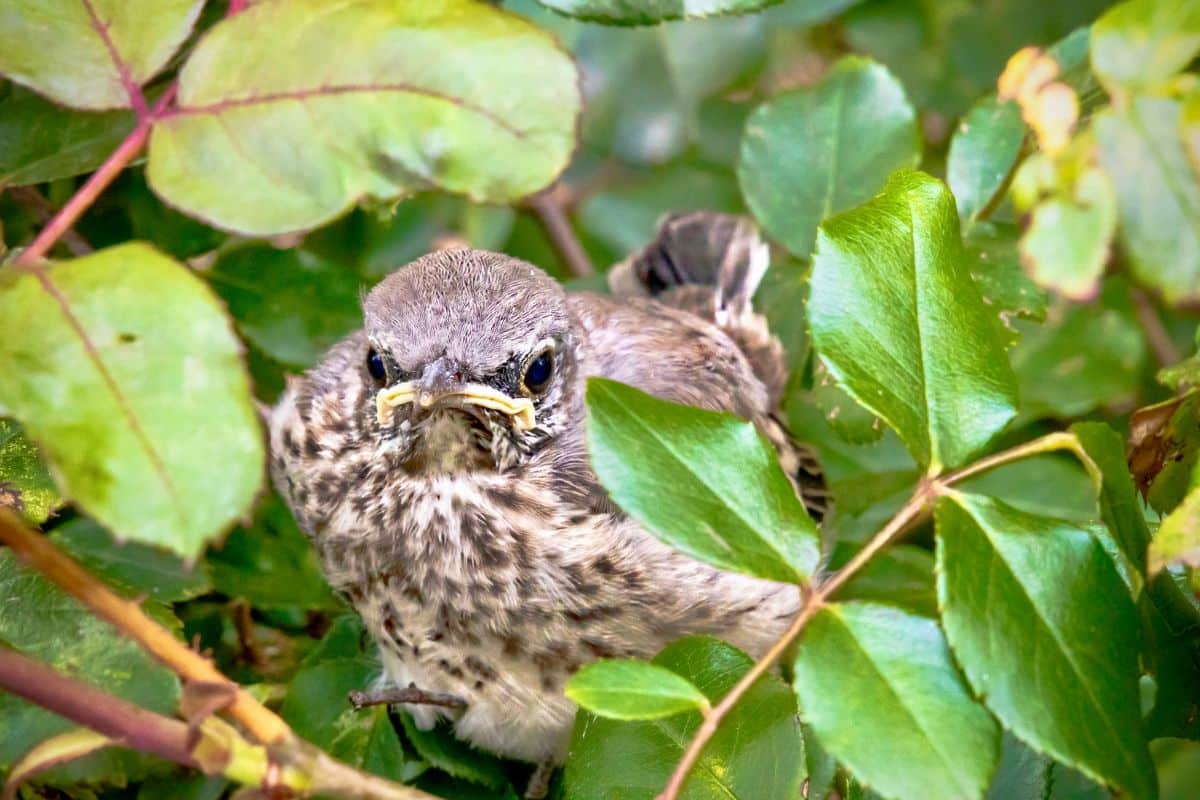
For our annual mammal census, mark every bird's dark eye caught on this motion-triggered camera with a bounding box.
[366,348,387,385]
[522,350,554,395]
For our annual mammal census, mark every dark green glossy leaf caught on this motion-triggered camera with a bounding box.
[0,244,265,558]
[535,0,777,24]
[586,378,819,583]
[0,551,180,779]
[936,491,1156,799]
[793,602,999,800]
[1071,422,1151,574]
[566,659,710,720]
[52,518,210,603]
[1096,96,1200,305]
[1090,0,1200,90]
[0,86,135,187]
[948,97,1025,227]
[0,0,202,110]
[147,0,580,235]
[565,636,803,800]
[206,493,340,611]
[209,246,363,369]
[0,418,60,524]
[739,56,919,258]
[836,545,936,617]
[986,733,1107,800]
[398,714,509,791]
[809,169,1017,471]
[328,706,427,786]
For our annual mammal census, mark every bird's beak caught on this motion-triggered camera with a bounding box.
[376,381,535,431]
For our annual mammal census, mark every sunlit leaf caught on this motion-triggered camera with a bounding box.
[0,418,60,524]
[147,0,581,235]
[792,602,999,800]
[566,659,710,720]
[0,0,203,110]
[565,636,804,800]
[0,243,264,558]
[586,378,819,583]
[936,491,1156,800]
[1090,0,1200,90]
[1020,167,1116,301]
[964,222,1049,347]
[948,97,1026,227]
[1150,484,1200,575]
[739,56,919,258]
[1096,96,1200,305]
[809,169,1017,472]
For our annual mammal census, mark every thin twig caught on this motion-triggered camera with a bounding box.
[0,647,200,769]
[1130,286,1181,369]
[349,685,468,711]
[6,187,93,256]
[656,481,936,800]
[527,183,595,278]
[13,122,150,266]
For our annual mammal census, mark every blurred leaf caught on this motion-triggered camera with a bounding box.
[1150,484,1200,575]
[936,491,1155,800]
[0,551,179,780]
[566,659,710,720]
[1154,738,1200,800]
[0,418,60,524]
[207,492,339,611]
[792,602,999,800]
[986,733,1108,800]
[739,56,919,258]
[0,86,135,187]
[1090,0,1200,90]
[810,360,884,445]
[52,518,211,603]
[754,259,810,378]
[0,0,202,109]
[124,173,224,261]
[136,773,227,800]
[836,545,936,617]
[565,636,803,800]
[810,169,1017,472]
[328,706,427,786]
[578,163,742,255]
[209,245,363,369]
[1096,96,1200,305]
[148,0,580,235]
[0,244,264,558]
[1130,394,1200,514]
[1010,286,1146,423]
[767,0,865,27]
[948,97,1026,227]
[965,222,1049,347]
[1184,91,1200,181]
[3,728,112,798]
[1020,167,1117,302]
[586,378,819,583]
[535,0,777,24]
[398,714,509,791]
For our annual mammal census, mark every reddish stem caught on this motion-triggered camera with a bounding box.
[13,121,150,266]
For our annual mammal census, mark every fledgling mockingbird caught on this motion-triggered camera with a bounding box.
[268,212,827,794]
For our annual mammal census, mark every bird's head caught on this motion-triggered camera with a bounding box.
[361,249,580,473]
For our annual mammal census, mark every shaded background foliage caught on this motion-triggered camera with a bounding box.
[0,0,1198,799]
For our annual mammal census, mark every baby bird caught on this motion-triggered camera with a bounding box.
[268,212,826,793]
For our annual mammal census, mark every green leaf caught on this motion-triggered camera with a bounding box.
[566,659,710,720]
[397,713,510,791]
[809,169,1017,472]
[793,602,999,800]
[208,246,363,369]
[1184,91,1200,181]
[52,518,211,603]
[1090,0,1200,90]
[328,706,426,786]
[1096,96,1200,305]
[947,97,1026,227]
[964,222,1049,347]
[739,56,919,258]
[534,0,777,24]
[1071,422,1152,574]
[565,635,804,800]
[147,0,581,236]
[1154,738,1200,800]
[0,0,203,110]
[986,733,1108,800]
[0,551,180,779]
[1019,167,1117,301]
[1150,483,1200,575]
[935,491,1156,800]
[0,418,60,524]
[206,493,340,612]
[0,86,135,187]
[0,243,265,559]
[836,544,937,617]
[585,378,819,583]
